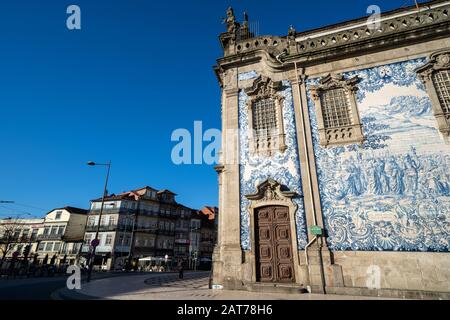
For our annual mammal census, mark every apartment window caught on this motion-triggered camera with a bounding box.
[105,234,112,245]
[43,227,50,235]
[109,217,116,226]
[245,76,286,156]
[45,242,53,251]
[416,51,450,137]
[88,216,95,226]
[50,227,58,235]
[38,242,45,251]
[84,234,92,245]
[13,230,20,240]
[31,229,38,240]
[310,74,364,147]
[72,243,80,254]
[22,229,30,239]
[57,226,65,235]
[54,242,61,252]
[55,211,62,220]
[433,70,450,113]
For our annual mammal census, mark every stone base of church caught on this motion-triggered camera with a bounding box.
[325,286,450,300]
[212,246,450,299]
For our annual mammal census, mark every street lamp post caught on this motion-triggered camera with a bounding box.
[86,161,111,283]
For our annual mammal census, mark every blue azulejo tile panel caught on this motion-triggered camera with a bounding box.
[238,71,259,81]
[306,59,450,252]
[238,76,308,251]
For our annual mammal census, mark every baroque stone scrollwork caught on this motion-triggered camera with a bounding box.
[309,73,365,147]
[415,50,450,137]
[244,76,287,156]
[245,179,297,204]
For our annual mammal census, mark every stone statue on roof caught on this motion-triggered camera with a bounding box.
[223,7,239,34]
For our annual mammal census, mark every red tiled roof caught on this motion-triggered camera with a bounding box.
[199,206,218,221]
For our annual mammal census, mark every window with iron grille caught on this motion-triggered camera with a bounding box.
[252,98,278,138]
[433,70,450,114]
[320,88,353,129]
[310,73,364,146]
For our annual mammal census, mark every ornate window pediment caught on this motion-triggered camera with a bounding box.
[310,74,364,147]
[416,50,450,137]
[245,76,287,156]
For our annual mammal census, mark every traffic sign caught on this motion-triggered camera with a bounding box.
[91,239,100,247]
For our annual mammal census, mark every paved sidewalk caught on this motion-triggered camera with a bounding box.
[53,272,394,300]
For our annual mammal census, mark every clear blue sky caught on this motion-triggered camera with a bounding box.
[0,0,421,217]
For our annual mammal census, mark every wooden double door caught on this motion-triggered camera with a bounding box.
[255,206,295,283]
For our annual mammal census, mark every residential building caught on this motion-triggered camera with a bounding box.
[213,1,450,299]
[174,206,193,262]
[82,186,191,271]
[196,207,217,270]
[36,207,87,265]
[0,218,44,262]
[188,213,202,269]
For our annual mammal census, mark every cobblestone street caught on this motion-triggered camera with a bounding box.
[52,272,395,300]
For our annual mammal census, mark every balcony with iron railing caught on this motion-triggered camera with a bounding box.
[157,229,175,236]
[88,208,137,216]
[37,234,64,241]
[86,224,114,232]
[88,207,179,218]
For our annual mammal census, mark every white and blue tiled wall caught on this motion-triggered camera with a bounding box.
[306,58,450,252]
[238,57,450,253]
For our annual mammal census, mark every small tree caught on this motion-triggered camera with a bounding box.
[0,218,22,266]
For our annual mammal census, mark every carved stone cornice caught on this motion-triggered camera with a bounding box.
[218,2,450,68]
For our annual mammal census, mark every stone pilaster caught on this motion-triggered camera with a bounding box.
[212,68,244,290]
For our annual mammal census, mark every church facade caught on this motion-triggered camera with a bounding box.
[213,0,450,298]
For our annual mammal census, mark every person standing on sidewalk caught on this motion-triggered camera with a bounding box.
[178,260,184,279]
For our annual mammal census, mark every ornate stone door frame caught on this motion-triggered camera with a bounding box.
[245,179,302,285]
